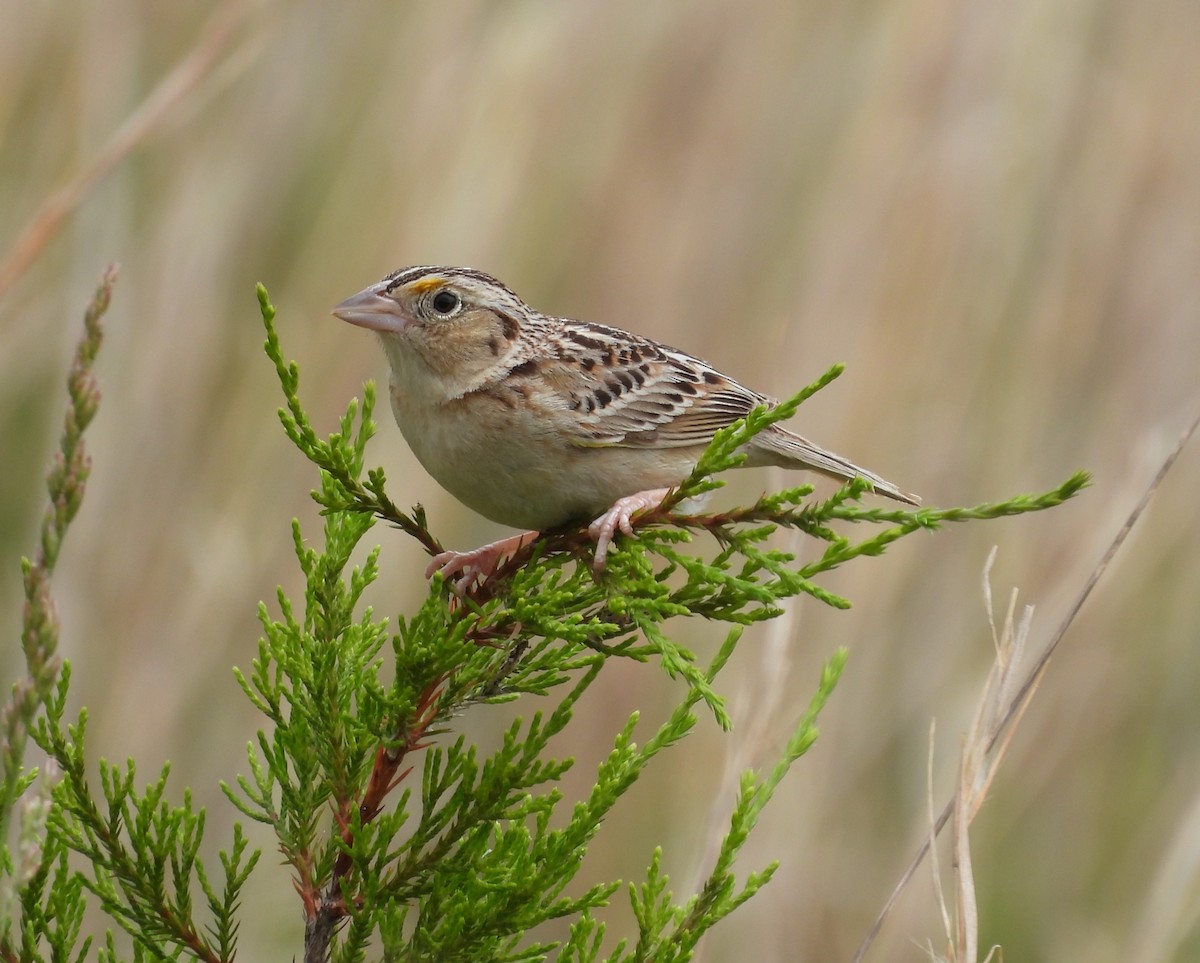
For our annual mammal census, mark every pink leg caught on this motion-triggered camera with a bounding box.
[587,488,671,571]
[426,531,539,594]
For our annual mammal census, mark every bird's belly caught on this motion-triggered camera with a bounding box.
[394,392,702,531]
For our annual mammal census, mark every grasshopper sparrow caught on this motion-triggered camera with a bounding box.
[334,266,918,589]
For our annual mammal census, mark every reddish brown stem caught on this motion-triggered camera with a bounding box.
[303,672,449,959]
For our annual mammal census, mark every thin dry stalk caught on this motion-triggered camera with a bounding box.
[922,550,1028,963]
[855,405,1200,963]
[926,720,951,952]
[961,554,1033,960]
[0,0,254,300]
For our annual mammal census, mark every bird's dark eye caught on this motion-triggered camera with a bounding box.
[430,290,461,315]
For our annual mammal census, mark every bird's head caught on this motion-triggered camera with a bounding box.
[333,266,530,395]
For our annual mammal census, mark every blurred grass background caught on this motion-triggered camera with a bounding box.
[3,0,1199,959]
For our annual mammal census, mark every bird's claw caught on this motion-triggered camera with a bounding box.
[428,487,671,591]
[587,488,671,571]
[426,532,538,594]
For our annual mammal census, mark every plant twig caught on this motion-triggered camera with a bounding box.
[302,674,448,963]
[1,265,115,846]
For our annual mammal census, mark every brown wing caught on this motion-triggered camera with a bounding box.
[499,315,921,505]
[524,317,769,448]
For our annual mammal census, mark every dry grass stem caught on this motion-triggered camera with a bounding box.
[0,0,254,300]
[856,406,1200,963]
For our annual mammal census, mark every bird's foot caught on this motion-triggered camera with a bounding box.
[587,488,671,571]
[426,531,539,594]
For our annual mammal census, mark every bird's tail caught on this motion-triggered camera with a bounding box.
[751,428,921,506]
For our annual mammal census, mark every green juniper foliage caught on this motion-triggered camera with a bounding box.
[1,274,1088,963]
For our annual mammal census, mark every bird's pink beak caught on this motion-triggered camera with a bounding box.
[332,285,409,334]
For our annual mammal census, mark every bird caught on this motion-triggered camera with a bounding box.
[333,266,918,590]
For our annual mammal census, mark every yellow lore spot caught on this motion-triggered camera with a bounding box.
[408,276,446,294]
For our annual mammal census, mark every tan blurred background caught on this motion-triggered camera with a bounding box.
[3,1,1200,959]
